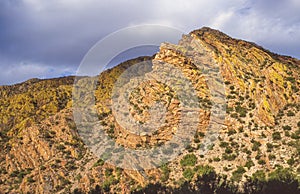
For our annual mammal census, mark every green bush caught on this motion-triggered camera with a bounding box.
[272,132,281,140]
[194,165,215,176]
[283,125,292,131]
[266,143,273,152]
[287,110,295,117]
[227,130,237,136]
[183,168,194,180]
[285,131,290,137]
[230,113,238,118]
[231,166,246,182]
[226,106,234,113]
[291,132,299,139]
[27,176,35,183]
[245,160,254,169]
[93,159,105,167]
[160,163,170,182]
[225,147,233,154]
[222,153,237,161]
[180,154,197,167]
[268,167,295,181]
[105,168,113,177]
[286,77,296,83]
[251,170,266,182]
[252,140,261,151]
[235,105,247,117]
[258,159,266,165]
[198,132,205,137]
[56,144,66,150]
[268,154,276,160]
[287,157,295,166]
[207,144,214,150]
[219,141,229,148]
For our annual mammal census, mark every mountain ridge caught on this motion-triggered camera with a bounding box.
[0,27,299,193]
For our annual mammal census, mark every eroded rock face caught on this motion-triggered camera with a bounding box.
[0,27,299,193]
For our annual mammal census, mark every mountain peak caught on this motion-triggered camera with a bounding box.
[192,27,300,66]
[191,26,231,38]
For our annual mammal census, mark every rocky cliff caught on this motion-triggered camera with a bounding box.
[0,27,299,193]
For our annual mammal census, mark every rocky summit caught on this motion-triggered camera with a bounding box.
[0,27,299,194]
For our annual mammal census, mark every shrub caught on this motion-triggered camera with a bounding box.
[183,168,194,180]
[287,110,295,117]
[252,140,261,151]
[105,168,113,177]
[226,106,234,114]
[238,127,244,132]
[285,131,290,137]
[287,157,295,166]
[283,125,292,131]
[160,163,170,182]
[235,105,247,117]
[245,160,255,169]
[180,154,197,167]
[231,166,246,182]
[198,132,205,137]
[93,159,104,167]
[56,144,66,150]
[230,113,238,118]
[225,147,233,154]
[286,77,296,83]
[258,159,266,165]
[227,95,236,99]
[27,176,35,183]
[268,167,295,181]
[222,153,237,161]
[292,85,299,92]
[268,154,276,160]
[186,144,194,152]
[219,141,229,148]
[251,170,266,182]
[194,165,215,176]
[227,130,237,136]
[291,132,299,139]
[207,144,214,150]
[75,174,82,181]
[272,132,281,140]
[194,137,200,143]
[266,143,273,152]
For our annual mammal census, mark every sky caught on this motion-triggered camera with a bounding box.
[0,0,299,85]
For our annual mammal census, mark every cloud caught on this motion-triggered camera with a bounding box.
[0,0,299,85]
[208,0,300,57]
[0,60,76,85]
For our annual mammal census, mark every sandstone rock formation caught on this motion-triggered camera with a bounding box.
[0,27,299,193]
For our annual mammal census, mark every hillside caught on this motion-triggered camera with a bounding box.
[0,27,299,194]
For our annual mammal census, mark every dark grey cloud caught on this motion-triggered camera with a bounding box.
[211,0,300,58]
[0,0,299,85]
